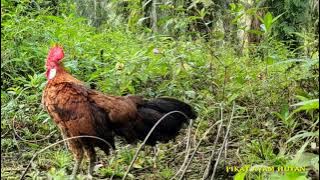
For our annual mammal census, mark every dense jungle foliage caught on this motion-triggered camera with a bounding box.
[1,0,319,179]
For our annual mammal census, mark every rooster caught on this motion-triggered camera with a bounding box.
[42,45,197,178]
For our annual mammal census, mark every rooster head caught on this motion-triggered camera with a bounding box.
[45,44,64,79]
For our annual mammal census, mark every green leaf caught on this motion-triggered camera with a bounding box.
[295,95,310,102]
[247,29,264,35]
[185,90,196,99]
[291,99,319,112]
[227,93,239,104]
[291,99,319,107]
[229,3,236,11]
[263,12,273,32]
[234,171,247,180]
[269,173,308,180]
[266,56,275,65]
[199,8,206,18]
[280,104,290,119]
[132,163,143,169]
[286,131,319,143]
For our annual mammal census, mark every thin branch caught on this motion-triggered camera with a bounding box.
[122,111,190,180]
[151,0,158,32]
[1,129,11,138]
[142,0,152,9]
[222,67,228,101]
[224,137,228,170]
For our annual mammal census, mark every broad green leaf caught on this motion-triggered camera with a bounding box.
[291,99,319,107]
[234,171,246,180]
[292,99,319,112]
[263,12,273,32]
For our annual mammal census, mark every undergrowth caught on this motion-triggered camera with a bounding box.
[1,1,318,180]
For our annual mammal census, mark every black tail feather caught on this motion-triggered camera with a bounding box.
[134,97,197,145]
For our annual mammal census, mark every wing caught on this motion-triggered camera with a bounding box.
[89,92,144,143]
[89,92,141,124]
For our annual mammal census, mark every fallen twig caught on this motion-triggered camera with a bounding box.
[1,129,11,138]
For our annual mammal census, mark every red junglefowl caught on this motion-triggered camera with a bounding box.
[42,45,197,179]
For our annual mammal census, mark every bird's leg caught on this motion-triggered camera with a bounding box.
[71,148,84,179]
[85,147,96,179]
[58,126,69,150]
[88,153,96,179]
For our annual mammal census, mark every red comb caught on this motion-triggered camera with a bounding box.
[47,44,64,62]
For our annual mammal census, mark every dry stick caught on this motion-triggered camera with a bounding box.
[210,102,236,180]
[170,119,193,180]
[193,112,206,147]
[236,148,243,164]
[221,67,228,101]
[224,137,228,171]
[142,0,152,9]
[202,103,225,179]
[1,129,11,138]
[20,135,113,180]
[122,111,189,180]
[178,119,222,180]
